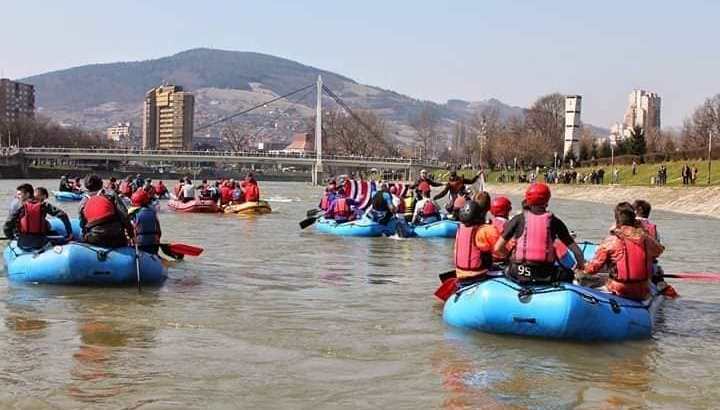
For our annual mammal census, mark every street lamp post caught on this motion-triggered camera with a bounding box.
[513,157,517,182]
[708,130,713,185]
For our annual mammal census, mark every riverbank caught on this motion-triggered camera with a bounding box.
[486,183,720,219]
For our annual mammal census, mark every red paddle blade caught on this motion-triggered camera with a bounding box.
[167,243,203,256]
[434,277,458,302]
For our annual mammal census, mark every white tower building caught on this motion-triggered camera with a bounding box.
[563,95,582,159]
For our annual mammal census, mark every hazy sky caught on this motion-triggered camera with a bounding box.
[1,0,718,127]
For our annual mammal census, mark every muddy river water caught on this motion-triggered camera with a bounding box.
[0,180,718,409]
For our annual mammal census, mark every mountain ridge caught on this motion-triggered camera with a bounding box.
[20,48,607,143]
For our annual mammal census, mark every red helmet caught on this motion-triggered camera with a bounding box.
[525,183,551,206]
[131,189,150,206]
[490,196,512,217]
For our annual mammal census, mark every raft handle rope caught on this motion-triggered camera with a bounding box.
[70,242,112,261]
[489,278,649,311]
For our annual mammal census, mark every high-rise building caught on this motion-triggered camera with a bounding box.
[0,79,35,122]
[142,85,194,150]
[563,95,582,159]
[107,122,132,142]
[623,89,661,133]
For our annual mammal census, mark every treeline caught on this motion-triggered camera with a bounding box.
[438,92,720,168]
[0,116,110,148]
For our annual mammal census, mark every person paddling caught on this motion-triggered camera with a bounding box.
[59,175,73,192]
[325,188,357,223]
[454,193,501,287]
[633,199,666,285]
[412,190,440,225]
[581,202,664,301]
[364,184,396,225]
[4,184,73,250]
[79,175,134,248]
[494,183,585,284]
[130,189,161,255]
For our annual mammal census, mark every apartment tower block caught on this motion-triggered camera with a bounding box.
[563,95,582,159]
[142,85,194,150]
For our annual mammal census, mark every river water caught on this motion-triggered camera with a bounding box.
[0,180,718,409]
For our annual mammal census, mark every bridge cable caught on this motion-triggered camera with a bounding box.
[321,85,396,154]
[196,84,314,131]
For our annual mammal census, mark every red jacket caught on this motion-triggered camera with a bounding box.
[585,225,664,300]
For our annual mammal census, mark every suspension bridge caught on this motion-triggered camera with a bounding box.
[4,76,442,183]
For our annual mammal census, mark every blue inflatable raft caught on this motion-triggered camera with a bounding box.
[52,191,83,202]
[410,220,458,238]
[314,216,391,237]
[442,243,665,341]
[3,241,166,285]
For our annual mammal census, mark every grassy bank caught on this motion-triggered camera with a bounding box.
[448,159,720,187]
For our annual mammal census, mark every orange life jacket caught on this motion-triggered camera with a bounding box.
[19,200,46,235]
[334,198,351,218]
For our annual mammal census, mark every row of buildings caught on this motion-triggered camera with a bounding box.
[563,89,661,159]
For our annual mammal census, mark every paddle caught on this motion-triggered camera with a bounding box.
[663,273,720,281]
[299,215,320,229]
[133,240,142,293]
[161,243,203,257]
[434,270,458,302]
[300,209,324,229]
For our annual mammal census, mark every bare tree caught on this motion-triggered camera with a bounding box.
[526,93,565,160]
[320,109,394,157]
[411,103,440,159]
[469,107,503,166]
[682,94,720,152]
[0,116,107,148]
[220,124,255,152]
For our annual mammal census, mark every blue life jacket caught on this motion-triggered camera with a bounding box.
[133,207,160,246]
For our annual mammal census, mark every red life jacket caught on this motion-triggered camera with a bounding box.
[491,217,507,234]
[418,180,430,193]
[244,183,260,202]
[119,181,132,196]
[638,219,658,241]
[154,183,167,195]
[513,211,555,264]
[335,198,351,218]
[422,200,438,217]
[454,225,491,272]
[320,193,331,211]
[19,200,46,235]
[220,186,233,204]
[612,236,650,283]
[84,193,116,227]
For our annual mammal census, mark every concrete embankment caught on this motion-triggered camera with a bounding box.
[486,183,720,219]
